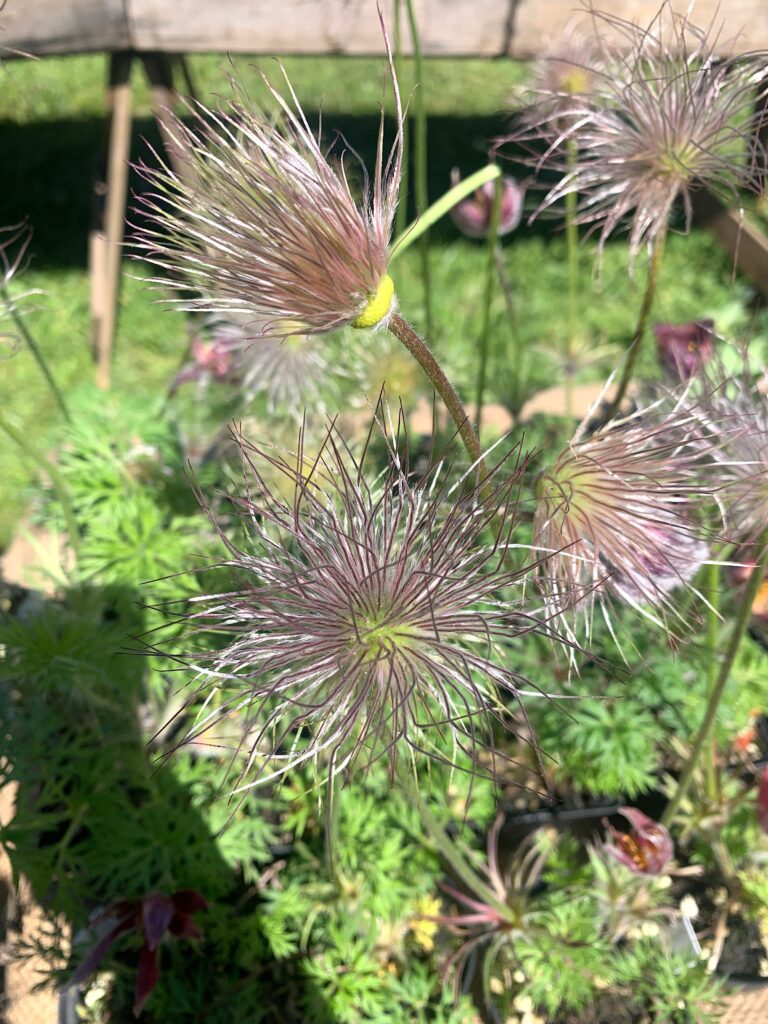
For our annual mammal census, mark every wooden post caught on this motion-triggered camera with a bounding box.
[141,51,189,179]
[93,51,134,390]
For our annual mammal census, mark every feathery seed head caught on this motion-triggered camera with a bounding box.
[134,23,403,338]
[507,3,768,263]
[172,414,547,791]
[533,401,712,640]
[690,361,768,543]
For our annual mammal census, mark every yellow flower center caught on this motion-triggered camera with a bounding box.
[352,274,395,329]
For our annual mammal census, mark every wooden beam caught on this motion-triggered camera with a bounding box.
[6,0,768,58]
[692,190,768,299]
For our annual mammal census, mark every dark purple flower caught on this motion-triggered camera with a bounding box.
[449,169,525,239]
[71,889,207,1016]
[169,335,235,394]
[605,807,673,875]
[654,320,715,380]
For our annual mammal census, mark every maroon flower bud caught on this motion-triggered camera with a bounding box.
[605,807,674,875]
[71,889,208,1017]
[449,169,525,239]
[654,319,715,380]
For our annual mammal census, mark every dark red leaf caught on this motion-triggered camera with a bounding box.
[170,889,208,915]
[70,917,134,986]
[133,943,160,1017]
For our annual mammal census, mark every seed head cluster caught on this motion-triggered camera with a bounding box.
[176,418,545,790]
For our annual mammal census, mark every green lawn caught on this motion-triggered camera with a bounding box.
[0,51,764,547]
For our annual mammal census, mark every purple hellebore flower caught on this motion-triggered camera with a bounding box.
[71,889,208,1016]
[654,319,715,380]
[449,169,525,239]
[605,807,673,875]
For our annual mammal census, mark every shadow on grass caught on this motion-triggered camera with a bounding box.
[0,580,333,1023]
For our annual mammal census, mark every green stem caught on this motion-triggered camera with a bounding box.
[705,560,720,801]
[390,164,500,260]
[393,0,410,240]
[404,0,433,340]
[401,773,511,920]
[388,311,483,471]
[474,175,503,443]
[662,531,768,826]
[564,140,579,420]
[324,768,343,886]
[0,410,81,556]
[1,284,71,422]
[603,231,666,421]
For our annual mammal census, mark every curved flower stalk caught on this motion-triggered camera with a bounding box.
[509,3,768,264]
[169,413,555,792]
[532,395,714,645]
[135,14,403,340]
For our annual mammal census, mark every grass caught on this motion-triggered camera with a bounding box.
[1,51,765,548]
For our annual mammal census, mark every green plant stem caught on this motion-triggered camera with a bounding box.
[387,311,483,471]
[662,530,768,826]
[401,773,510,920]
[390,164,500,260]
[705,560,720,802]
[0,410,80,555]
[404,0,433,340]
[603,231,667,421]
[393,0,410,240]
[1,283,71,422]
[564,140,579,420]
[324,768,343,886]
[474,175,503,443]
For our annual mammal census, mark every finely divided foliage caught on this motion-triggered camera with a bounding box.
[172,415,548,791]
[511,2,768,261]
[134,16,402,337]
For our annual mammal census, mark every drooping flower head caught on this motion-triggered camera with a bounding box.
[71,889,208,1017]
[169,411,551,792]
[171,311,332,416]
[449,169,525,239]
[654,318,715,381]
[533,396,713,642]
[134,13,403,339]
[604,807,674,875]
[507,3,768,263]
